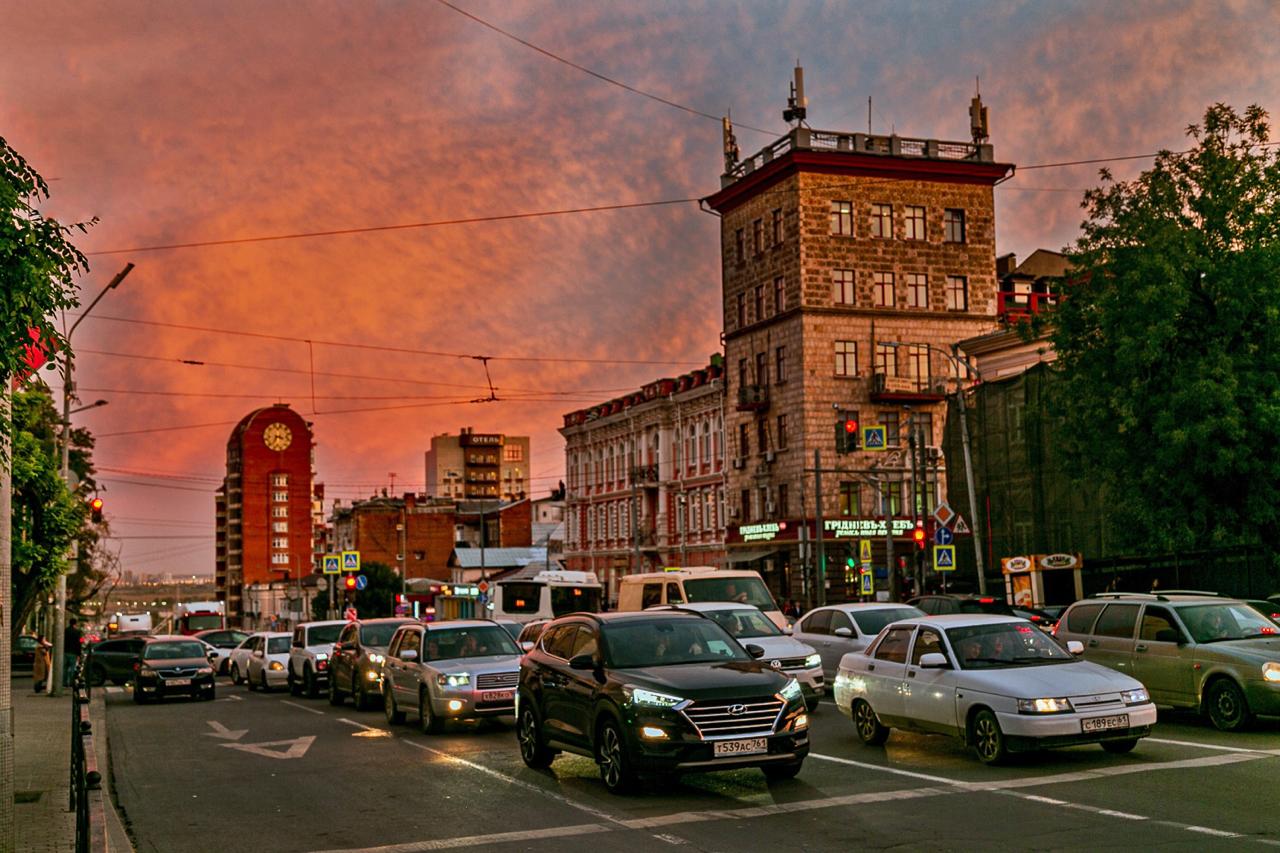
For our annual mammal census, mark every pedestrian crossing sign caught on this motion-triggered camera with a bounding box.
[859,539,873,562]
[861,425,887,451]
[861,572,874,595]
[322,555,340,575]
[342,550,361,572]
[933,545,956,572]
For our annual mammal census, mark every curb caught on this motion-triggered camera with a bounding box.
[88,692,136,853]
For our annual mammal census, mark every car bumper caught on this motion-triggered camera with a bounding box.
[137,676,215,697]
[995,703,1157,751]
[786,666,824,698]
[430,690,516,719]
[264,668,290,687]
[1243,681,1280,716]
[626,728,810,773]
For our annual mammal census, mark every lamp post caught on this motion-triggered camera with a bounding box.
[52,263,133,697]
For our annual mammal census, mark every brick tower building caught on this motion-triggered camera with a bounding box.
[702,73,1011,603]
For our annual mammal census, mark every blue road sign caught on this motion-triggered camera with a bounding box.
[322,555,340,575]
[862,425,887,451]
[860,572,873,595]
[342,550,360,572]
[933,545,956,571]
[355,574,369,591]
[934,526,955,546]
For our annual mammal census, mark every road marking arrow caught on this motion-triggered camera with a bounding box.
[219,735,315,760]
[203,720,247,741]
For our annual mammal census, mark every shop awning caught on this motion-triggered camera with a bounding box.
[725,548,779,565]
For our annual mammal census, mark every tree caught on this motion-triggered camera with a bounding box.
[1050,104,1280,552]
[312,561,401,620]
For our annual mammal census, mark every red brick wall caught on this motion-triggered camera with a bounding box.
[498,500,532,547]
[237,406,313,586]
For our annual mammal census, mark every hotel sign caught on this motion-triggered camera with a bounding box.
[738,522,787,543]
[824,519,915,538]
[460,433,503,446]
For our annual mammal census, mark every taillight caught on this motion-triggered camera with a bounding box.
[317,660,327,671]
[1051,622,1059,637]
[133,662,140,671]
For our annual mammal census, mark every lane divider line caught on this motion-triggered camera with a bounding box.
[305,821,611,853]
[281,700,325,716]
[1146,736,1280,756]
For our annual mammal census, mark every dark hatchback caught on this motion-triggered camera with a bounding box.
[133,636,216,703]
[516,611,809,794]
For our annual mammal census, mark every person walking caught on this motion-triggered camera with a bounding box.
[62,618,83,687]
[32,635,52,693]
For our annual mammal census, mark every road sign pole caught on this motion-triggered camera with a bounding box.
[953,343,987,595]
[813,449,826,609]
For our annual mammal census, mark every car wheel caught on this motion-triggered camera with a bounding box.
[805,698,819,714]
[288,667,301,696]
[384,686,405,725]
[1101,738,1138,754]
[762,760,804,781]
[200,686,216,702]
[517,704,553,768]
[132,684,147,704]
[304,667,318,698]
[231,663,243,686]
[328,673,343,706]
[852,700,889,746]
[354,674,368,710]
[89,664,107,687]
[596,718,637,794]
[259,669,270,692]
[420,687,443,735]
[1205,679,1254,732]
[971,709,1009,765]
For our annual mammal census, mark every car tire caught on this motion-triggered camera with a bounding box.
[762,760,804,782]
[328,673,343,706]
[288,667,302,696]
[132,684,147,704]
[1205,679,1254,732]
[384,686,405,725]
[259,669,270,693]
[420,687,443,735]
[200,686,216,702]
[231,663,243,686]
[354,674,368,711]
[596,718,638,794]
[971,709,1009,765]
[852,699,890,746]
[305,667,318,698]
[805,698,819,714]
[517,704,553,768]
[1101,738,1138,754]
[89,665,107,687]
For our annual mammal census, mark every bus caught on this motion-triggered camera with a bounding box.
[173,601,226,634]
[493,571,603,623]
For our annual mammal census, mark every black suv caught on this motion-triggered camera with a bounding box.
[516,611,809,793]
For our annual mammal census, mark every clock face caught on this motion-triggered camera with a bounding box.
[263,422,292,451]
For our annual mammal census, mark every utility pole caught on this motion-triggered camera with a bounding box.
[885,477,897,602]
[1,383,15,851]
[813,449,826,607]
[676,492,687,566]
[952,344,987,594]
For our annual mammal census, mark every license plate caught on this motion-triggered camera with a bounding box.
[1081,713,1129,733]
[166,678,192,686]
[713,737,768,757]
[481,690,514,703]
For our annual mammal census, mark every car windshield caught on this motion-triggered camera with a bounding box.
[1178,603,1279,643]
[851,607,925,636]
[144,641,206,661]
[360,623,405,647]
[683,576,777,610]
[947,622,1074,669]
[307,624,343,645]
[701,608,782,638]
[605,618,752,667]
[424,626,520,660]
[186,615,223,631]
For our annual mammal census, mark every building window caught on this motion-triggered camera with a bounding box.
[775,345,787,384]
[272,505,288,518]
[834,341,858,376]
[910,411,935,444]
[740,488,751,521]
[271,553,289,565]
[270,473,289,487]
[736,293,746,328]
[905,273,928,309]
[771,208,783,245]
[413,550,425,560]
[830,200,853,236]
[753,219,763,254]
[738,358,748,391]
[701,420,711,465]
[776,414,788,450]
[873,271,895,307]
[777,483,789,518]
[944,208,966,243]
[272,536,288,550]
[738,423,749,458]
[773,276,785,313]
[905,205,926,240]
[833,268,855,305]
[756,418,768,453]
[838,481,860,516]
[755,351,767,386]
[879,481,905,516]
[946,275,969,311]
[906,344,930,388]
[272,490,288,503]
[875,343,898,377]
[878,411,901,447]
[272,521,288,533]
[503,445,523,462]
[735,228,744,262]
[871,203,892,238]
[759,486,770,518]
[753,285,764,321]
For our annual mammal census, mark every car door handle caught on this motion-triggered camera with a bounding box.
[867,664,875,672]
[1136,644,1148,653]
[1088,640,1098,648]
[907,670,917,678]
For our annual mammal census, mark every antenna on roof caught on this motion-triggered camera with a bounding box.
[783,64,807,126]
[722,112,740,173]
[969,76,989,145]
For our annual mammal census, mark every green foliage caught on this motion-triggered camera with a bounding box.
[1051,104,1280,552]
[311,561,402,620]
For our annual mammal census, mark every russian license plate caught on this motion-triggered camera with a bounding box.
[481,690,514,703]
[713,737,768,757]
[166,678,192,686]
[1081,713,1129,733]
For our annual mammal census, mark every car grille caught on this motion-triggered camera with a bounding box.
[1069,692,1124,712]
[771,656,810,671]
[156,665,202,678]
[681,696,785,740]
[476,671,518,691]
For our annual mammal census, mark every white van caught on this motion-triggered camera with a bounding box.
[109,612,153,635]
[493,571,604,623]
[616,568,786,629]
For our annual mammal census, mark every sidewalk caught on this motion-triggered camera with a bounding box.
[13,680,75,853]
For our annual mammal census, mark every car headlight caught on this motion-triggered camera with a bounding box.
[368,653,385,665]
[1122,688,1150,705]
[1017,697,1072,714]
[139,665,155,676]
[1263,662,1280,683]
[196,667,213,676]
[780,678,803,703]
[315,652,328,662]
[437,672,471,687]
[622,685,687,709]
[804,653,822,670]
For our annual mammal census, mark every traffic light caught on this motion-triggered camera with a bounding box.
[89,497,104,523]
[344,575,357,591]
[912,521,926,550]
[835,411,859,454]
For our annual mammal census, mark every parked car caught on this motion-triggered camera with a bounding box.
[86,636,147,686]
[245,632,292,691]
[653,603,824,712]
[1056,592,1280,731]
[517,611,809,793]
[836,614,1156,764]
[1243,600,1280,625]
[381,620,523,733]
[12,635,38,673]
[616,568,787,629]
[226,634,262,685]
[133,636,216,703]
[792,603,926,682]
[908,594,1015,617]
[193,629,250,675]
[1012,607,1059,631]
[288,620,346,697]
[515,619,552,652]
[327,618,416,710]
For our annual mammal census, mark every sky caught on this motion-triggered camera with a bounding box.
[5,0,1278,577]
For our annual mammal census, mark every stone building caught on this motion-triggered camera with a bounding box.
[702,84,1012,602]
[424,428,531,502]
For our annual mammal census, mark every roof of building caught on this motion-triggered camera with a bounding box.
[1001,249,1069,280]
[450,547,548,570]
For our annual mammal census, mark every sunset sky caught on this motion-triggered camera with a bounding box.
[5,0,1277,577]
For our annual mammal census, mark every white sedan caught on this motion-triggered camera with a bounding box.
[833,614,1157,764]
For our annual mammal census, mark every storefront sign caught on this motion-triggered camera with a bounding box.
[459,433,503,446]
[739,521,787,543]
[823,519,914,538]
[1002,556,1032,573]
[1037,553,1081,570]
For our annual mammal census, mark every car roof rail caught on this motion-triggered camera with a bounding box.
[1151,589,1224,597]
[1091,591,1167,601]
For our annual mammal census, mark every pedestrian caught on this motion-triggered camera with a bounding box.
[63,618,83,687]
[33,634,52,693]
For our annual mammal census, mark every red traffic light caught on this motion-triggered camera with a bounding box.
[912,522,926,549]
[843,418,858,433]
[344,576,357,590]
[89,497,104,522]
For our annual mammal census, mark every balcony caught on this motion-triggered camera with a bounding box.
[630,465,659,486]
[870,373,947,403]
[998,290,1058,320]
[737,384,770,412]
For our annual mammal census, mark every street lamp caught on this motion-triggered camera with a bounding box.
[52,263,133,696]
[69,400,108,416]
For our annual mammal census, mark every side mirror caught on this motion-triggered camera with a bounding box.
[568,653,596,671]
[207,651,218,662]
[1067,640,1084,655]
[919,652,949,669]
[744,644,766,659]
[520,641,534,653]
[252,650,264,658]
[833,627,853,638]
[400,649,418,662]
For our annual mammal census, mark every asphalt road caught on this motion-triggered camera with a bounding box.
[102,678,1280,852]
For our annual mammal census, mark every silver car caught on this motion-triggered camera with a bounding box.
[380,620,522,734]
[793,603,926,682]
[1056,592,1280,731]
